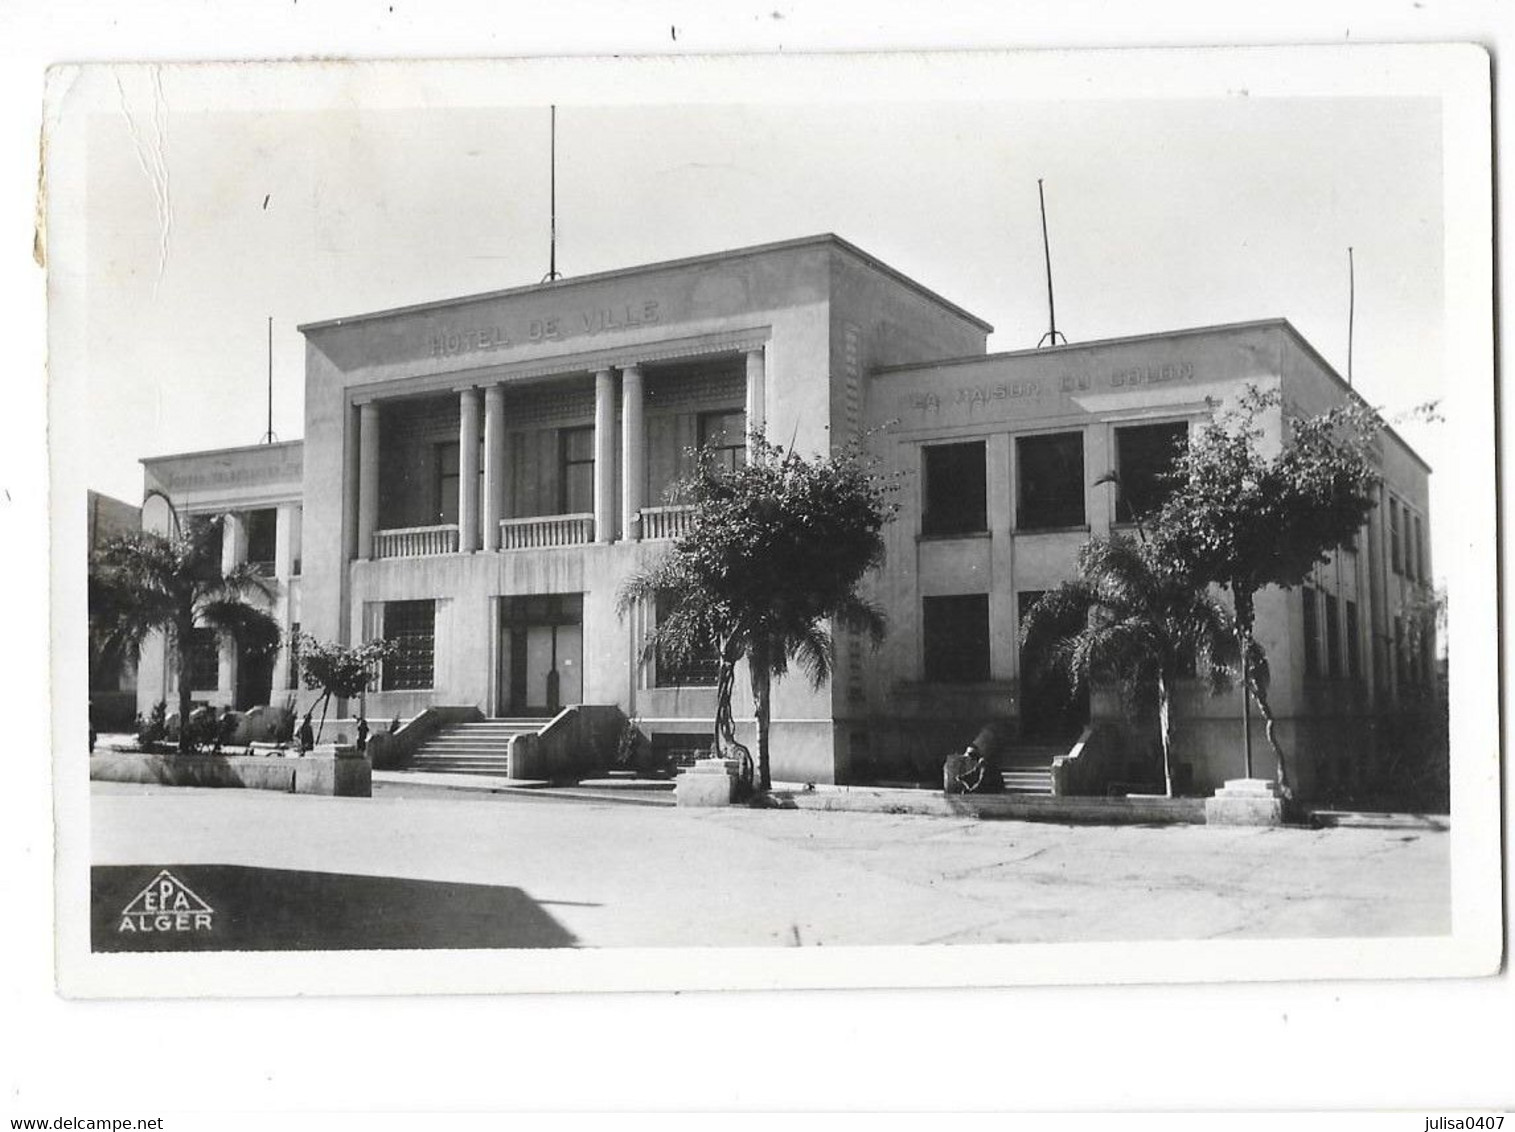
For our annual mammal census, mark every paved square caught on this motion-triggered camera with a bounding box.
[90,782,1450,949]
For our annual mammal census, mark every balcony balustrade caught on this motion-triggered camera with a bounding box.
[373,524,460,559]
[499,513,596,550]
[640,505,695,541]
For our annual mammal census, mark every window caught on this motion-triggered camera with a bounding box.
[1302,588,1320,679]
[698,409,747,473]
[381,600,435,691]
[436,442,460,525]
[286,622,301,690]
[654,593,720,687]
[921,441,987,537]
[1324,593,1341,678]
[186,628,220,691]
[1345,600,1361,681]
[290,507,303,576]
[1115,421,1187,524]
[559,426,595,514]
[1389,498,1402,575]
[1412,514,1425,583]
[1017,432,1085,530]
[244,509,277,575]
[922,594,990,684]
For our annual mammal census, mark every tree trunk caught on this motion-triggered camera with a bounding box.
[749,651,773,793]
[1157,670,1174,798]
[1233,585,1256,780]
[176,613,194,754]
[315,689,332,744]
[712,635,751,790]
[1247,674,1291,795]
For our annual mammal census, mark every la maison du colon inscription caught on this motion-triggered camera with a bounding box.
[902,360,1196,417]
[428,299,662,359]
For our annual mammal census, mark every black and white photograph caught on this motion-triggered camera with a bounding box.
[43,46,1498,1005]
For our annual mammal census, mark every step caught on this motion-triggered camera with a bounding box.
[424,739,524,748]
[446,721,544,729]
[575,778,677,791]
[449,722,544,731]
[410,762,516,776]
[436,728,538,738]
[413,752,517,762]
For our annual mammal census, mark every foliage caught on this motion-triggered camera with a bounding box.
[135,700,168,748]
[1144,385,1382,786]
[1020,535,1237,796]
[91,514,281,753]
[293,632,400,742]
[618,430,899,792]
[613,716,644,769]
[1147,387,1381,605]
[182,705,223,751]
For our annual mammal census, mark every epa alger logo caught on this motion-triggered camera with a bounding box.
[118,870,214,934]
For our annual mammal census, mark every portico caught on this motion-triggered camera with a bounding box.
[349,345,766,560]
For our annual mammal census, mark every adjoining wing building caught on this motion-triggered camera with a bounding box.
[133,235,1438,802]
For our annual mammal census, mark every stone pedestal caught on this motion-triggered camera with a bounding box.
[1204,778,1285,826]
[675,757,741,807]
[942,753,968,795]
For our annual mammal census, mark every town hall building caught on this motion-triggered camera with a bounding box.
[132,234,1438,801]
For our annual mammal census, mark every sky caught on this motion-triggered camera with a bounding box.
[80,69,1447,558]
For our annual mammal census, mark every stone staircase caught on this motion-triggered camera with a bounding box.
[406,719,547,777]
[998,745,1066,795]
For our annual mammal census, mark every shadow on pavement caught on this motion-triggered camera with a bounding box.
[92,864,579,952]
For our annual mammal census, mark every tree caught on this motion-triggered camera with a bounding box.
[292,633,399,743]
[90,514,282,753]
[1020,535,1237,796]
[1145,386,1381,788]
[617,431,898,793]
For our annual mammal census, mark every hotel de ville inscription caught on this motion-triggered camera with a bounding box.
[428,299,663,359]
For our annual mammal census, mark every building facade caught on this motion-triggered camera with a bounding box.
[132,235,1437,799]
[134,441,304,715]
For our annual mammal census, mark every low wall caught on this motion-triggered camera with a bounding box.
[768,784,1206,824]
[89,748,372,797]
[363,706,484,770]
[510,704,623,782]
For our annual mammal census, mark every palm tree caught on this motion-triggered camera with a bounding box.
[619,555,885,793]
[90,513,282,752]
[617,432,895,793]
[1019,535,1236,797]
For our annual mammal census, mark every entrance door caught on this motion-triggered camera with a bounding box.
[236,646,276,711]
[1017,590,1090,742]
[499,595,584,716]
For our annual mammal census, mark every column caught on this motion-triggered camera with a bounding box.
[218,512,245,700]
[271,504,296,695]
[620,363,645,542]
[358,401,380,560]
[459,388,481,552]
[744,346,766,458]
[274,504,295,580]
[220,510,246,574]
[593,368,616,542]
[483,384,505,551]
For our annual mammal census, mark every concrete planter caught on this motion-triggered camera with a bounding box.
[675,757,742,807]
[90,748,372,797]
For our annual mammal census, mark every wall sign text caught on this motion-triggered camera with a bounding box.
[429,299,662,359]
